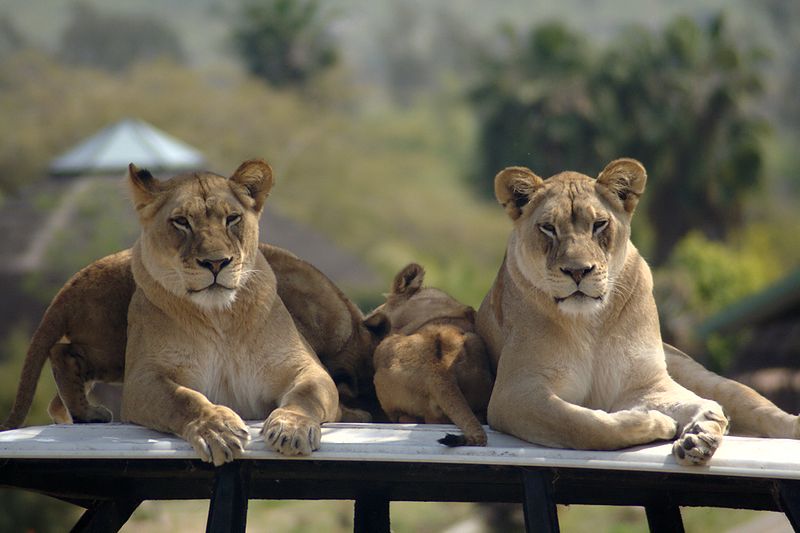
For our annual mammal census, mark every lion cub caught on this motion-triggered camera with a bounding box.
[0,250,134,429]
[367,263,494,446]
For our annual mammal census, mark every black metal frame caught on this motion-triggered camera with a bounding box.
[0,458,798,532]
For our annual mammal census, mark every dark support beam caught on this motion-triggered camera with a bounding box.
[645,504,685,533]
[206,462,249,533]
[70,499,140,533]
[354,491,390,533]
[522,469,560,533]
[777,479,800,530]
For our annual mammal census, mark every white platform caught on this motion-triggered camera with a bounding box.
[2,423,800,481]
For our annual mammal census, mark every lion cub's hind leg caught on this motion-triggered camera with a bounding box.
[49,343,112,424]
[374,327,489,446]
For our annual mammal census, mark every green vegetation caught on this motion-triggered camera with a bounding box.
[0,1,799,531]
[232,0,337,88]
[470,15,769,263]
[59,2,185,72]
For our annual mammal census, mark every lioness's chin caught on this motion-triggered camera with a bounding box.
[555,293,605,316]
[188,286,239,311]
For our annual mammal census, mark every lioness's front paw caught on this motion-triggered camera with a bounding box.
[672,410,727,466]
[261,409,321,456]
[184,405,250,467]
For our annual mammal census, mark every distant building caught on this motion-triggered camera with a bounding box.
[49,118,205,177]
[697,270,800,412]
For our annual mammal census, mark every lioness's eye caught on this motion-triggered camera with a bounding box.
[539,223,556,238]
[593,220,609,234]
[171,216,191,230]
[226,214,242,226]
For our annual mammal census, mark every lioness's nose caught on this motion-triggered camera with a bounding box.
[561,265,595,284]
[197,257,232,275]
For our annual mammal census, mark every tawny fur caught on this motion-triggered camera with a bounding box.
[0,250,134,430]
[120,159,340,465]
[259,243,383,421]
[367,263,494,446]
[664,344,800,438]
[478,158,798,467]
[2,245,379,430]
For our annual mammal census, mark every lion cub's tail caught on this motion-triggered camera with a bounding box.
[665,343,799,439]
[1,298,66,430]
[432,330,488,447]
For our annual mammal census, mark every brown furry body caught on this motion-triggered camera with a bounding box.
[120,159,339,464]
[1,250,134,429]
[367,263,493,446]
[2,244,378,430]
[478,159,798,466]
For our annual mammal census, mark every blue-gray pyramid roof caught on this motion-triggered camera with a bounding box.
[50,119,205,175]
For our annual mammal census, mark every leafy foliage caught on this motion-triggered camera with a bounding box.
[470,15,769,263]
[470,22,598,183]
[232,0,337,88]
[654,225,793,367]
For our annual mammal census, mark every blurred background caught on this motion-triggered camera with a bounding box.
[0,0,798,531]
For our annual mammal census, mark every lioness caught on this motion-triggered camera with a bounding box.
[124,159,341,464]
[367,263,494,446]
[1,244,379,430]
[478,158,798,466]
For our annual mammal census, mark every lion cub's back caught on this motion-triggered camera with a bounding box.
[258,243,360,356]
[60,249,135,350]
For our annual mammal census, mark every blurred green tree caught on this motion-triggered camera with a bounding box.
[232,0,337,88]
[597,15,769,263]
[59,2,185,72]
[470,22,599,184]
[0,15,25,59]
[470,15,768,264]
[758,0,800,128]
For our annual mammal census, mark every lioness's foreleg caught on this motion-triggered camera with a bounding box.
[121,372,250,467]
[665,344,799,438]
[261,369,338,456]
[488,381,678,450]
[633,380,728,466]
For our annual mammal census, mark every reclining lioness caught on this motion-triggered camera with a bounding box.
[120,159,339,465]
[367,263,494,446]
[2,245,379,430]
[478,158,799,466]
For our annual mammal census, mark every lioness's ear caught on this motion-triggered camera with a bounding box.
[494,167,545,220]
[127,163,162,210]
[392,263,424,296]
[230,158,274,212]
[596,158,647,214]
[363,311,391,340]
